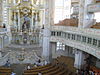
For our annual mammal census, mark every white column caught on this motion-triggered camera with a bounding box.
[31,0,33,5]
[13,0,16,4]
[78,0,85,28]
[42,28,51,62]
[42,9,45,25]
[1,37,3,49]
[18,10,20,31]
[0,48,2,57]
[14,12,16,26]
[44,0,50,28]
[49,0,55,25]
[31,10,34,30]
[44,0,55,27]
[78,0,95,28]
[74,50,86,69]
[35,12,38,27]
[42,0,54,63]
[50,42,57,58]
[0,38,2,49]
[18,0,21,3]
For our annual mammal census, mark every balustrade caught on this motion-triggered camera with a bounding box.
[51,30,100,49]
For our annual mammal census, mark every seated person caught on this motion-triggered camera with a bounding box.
[44,60,48,65]
[27,65,31,69]
[5,60,10,67]
[36,59,41,66]
[11,72,16,75]
[34,63,37,67]
[38,72,42,75]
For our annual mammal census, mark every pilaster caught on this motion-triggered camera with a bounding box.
[42,28,51,62]
[50,42,57,58]
[74,50,86,69]
[78,0,95,28]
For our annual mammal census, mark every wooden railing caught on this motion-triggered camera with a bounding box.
[0,67,12,75]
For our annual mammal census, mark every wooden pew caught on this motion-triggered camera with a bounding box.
[0,67,12,75]
[23,65,58,75]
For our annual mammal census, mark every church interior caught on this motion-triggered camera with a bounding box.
[0,0,100,75]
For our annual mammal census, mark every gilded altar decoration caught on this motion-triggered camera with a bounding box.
[8,0,45,45]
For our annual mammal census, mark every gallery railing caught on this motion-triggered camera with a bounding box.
[50,26,100,59]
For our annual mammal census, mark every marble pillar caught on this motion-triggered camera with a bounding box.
[42,0,54,62]
[18,10,20,31]
[13,0,16,4]
[44,0,50,28]
[79,0,95,28]
[42,28,50,62]
[49,0,55,25]
[31,10,34,30]
[1,37,3,49]
[50,42,57,58]
[0,38,2,49]
[78,0,85,28]
[74,50,86,69]
[0,49,2,57]
[14,12,16,27]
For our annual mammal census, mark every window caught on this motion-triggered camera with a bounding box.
[87,37,92,44]
[61,32,66,38]
[77,35,81,41]
[82,36,87,42]
[51,31,55,36]
[56,42,65,51]
[68,33,70,39]
[57,32,61,36]
[72,34,75,40]
[93,39,97,46]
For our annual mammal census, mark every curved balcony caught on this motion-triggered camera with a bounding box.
[0,28,7,34]
[71,0,79,3]
[50,26,100,59]
[88,3,100,12]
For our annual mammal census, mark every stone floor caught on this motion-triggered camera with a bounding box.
[10,64,34,75]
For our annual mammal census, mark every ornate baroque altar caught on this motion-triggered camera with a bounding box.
[9,0,45,45]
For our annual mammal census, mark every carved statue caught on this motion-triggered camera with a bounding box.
[22,15,30,31]
[33,13,36,25]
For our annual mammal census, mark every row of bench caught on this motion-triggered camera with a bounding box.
[0,67,12,75]
[23,63,68,75]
